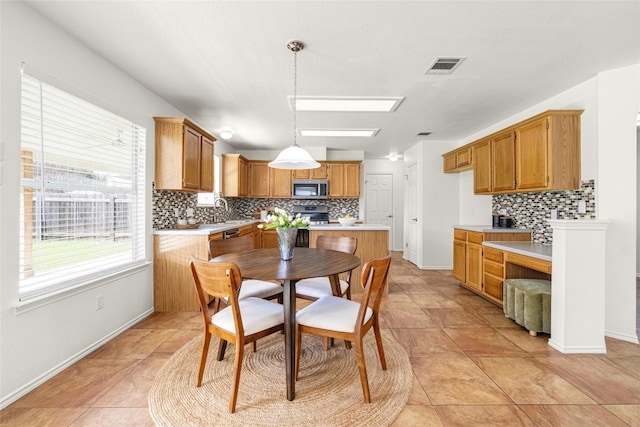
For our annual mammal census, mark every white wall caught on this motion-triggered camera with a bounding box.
[362,159,405,251]
[0,2,185,407]
[597,64,639,343]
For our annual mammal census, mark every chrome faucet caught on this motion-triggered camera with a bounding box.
[213,192,229,211]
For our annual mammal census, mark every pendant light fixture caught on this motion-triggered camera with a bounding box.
[269,40,320,170]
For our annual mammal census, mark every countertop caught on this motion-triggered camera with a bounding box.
[153,219,260,235]
[454,225,532,233]
[482,241,552,261]
[309,223,390,231]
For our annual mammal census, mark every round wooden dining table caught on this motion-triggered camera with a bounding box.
[211,247,361,401]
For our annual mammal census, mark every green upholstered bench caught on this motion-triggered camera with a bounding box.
[503,278,551,336]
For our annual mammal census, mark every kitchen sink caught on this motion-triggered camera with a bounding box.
[224,219,253,224]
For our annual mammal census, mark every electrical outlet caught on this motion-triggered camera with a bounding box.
[578,200,586,214]
[550,209,557,220]
[97,295,104,310]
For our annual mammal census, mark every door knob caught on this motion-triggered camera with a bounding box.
[411,218,418,222]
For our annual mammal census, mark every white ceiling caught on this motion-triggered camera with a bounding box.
[25,1,640,159]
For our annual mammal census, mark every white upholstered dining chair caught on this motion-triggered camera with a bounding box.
[295,252,392,403]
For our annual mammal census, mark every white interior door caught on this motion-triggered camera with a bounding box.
[406,163,418,265]
[365,174,393,248]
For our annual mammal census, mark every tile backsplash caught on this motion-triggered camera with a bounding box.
[153,190,360,229]
[492,180,595,244]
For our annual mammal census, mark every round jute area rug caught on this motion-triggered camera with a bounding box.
[149,329,411,426]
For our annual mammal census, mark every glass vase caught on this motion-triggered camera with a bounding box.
[276,227,298,261]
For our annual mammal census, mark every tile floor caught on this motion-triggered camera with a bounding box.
[1,252,639,426]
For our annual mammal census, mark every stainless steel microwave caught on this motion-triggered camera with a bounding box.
[291,179,328,199]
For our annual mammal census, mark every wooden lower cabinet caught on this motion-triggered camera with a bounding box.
[261,228,278,248]
[452,228,531,306]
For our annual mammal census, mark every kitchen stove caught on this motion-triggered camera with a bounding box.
[292,205,329,224]
[292,205,328,247]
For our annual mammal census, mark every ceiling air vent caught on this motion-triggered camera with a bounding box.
[425,57,466,74]
[416,132,431,137]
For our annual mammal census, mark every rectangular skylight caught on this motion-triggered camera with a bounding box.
[299,129,379,137]
[289,97,404,112]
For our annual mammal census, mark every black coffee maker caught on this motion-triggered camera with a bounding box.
[492,213,513,228]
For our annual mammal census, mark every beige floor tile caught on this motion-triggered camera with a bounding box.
[11,359,138,408]
[87,328,177,360]
[444,328,529,358]
[406,374,432,405]
[537,355,640,404]
[476,357,596,404]
[425,308,489,329]
[69,407,155,426]
[411,357,513,405]
[392,329,465,358]
[0,407,87,426]
[391,405,443,426]
[410,293,463,309]
[93,357,169,408]
[495,327,558,356]
[435,405,536,427]
[380,308,440,329]
[603,404,640,426]
[520,404,630,427]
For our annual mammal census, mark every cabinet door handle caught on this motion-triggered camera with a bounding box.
[411,218,418,222]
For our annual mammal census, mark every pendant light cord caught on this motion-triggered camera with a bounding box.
[293,48,298,147]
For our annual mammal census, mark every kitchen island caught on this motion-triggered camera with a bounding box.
[309,223,390,294]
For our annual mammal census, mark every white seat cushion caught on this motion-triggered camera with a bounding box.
[296,296,372,333]
[239,279,282,300]
[212,297,284,336]
[295,277,349,299]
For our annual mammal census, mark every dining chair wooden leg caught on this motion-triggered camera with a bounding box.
[373,322,387,370]
[354,337,371,403]
[229,339,244,413]
[217,338,228,361]
[197,332,211,387]
[252,342,257,352]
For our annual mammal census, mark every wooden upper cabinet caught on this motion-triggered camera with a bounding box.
[222,154,248,197]
[473,139,492,194]
[248,161,270,197]
[293,162,327,179]
[327,161,361,198]
[446,110,582,195]
[154,117,216,192]
[491,130,516,192]
[269,167,292,197]
[200,135,214,192]
[443,146,473,173]
[247,160,291,198]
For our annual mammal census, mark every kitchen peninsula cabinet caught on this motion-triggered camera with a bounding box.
[154,117,215,192]
[222,154,248,197]
[453,227,532,304]
[153,231,222,311]
[328,161,361,198]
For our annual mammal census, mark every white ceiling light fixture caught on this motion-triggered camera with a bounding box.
[219,128,233,140]
[269,40,320,170]
[290,96,404,112]
[387,153,402,162]
[299,129,379,137]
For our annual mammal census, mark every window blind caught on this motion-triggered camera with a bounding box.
[19,73,146,300]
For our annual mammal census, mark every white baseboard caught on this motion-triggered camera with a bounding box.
[605,330,640,345]
[0,308,154,409]
[548,339,607,354]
